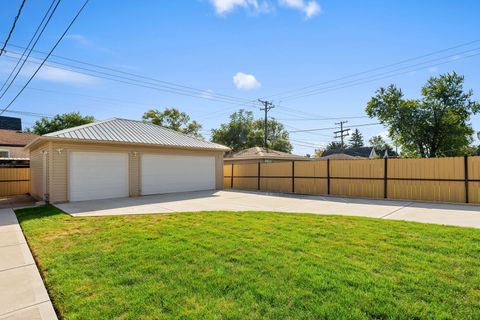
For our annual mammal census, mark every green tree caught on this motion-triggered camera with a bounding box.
[313,148,324,158]
[326,141,346,150]
[368,135,393,152]
[366,72,480,157]
[349,129,364,148]
[253,118,292,153]
[143,108,203,138]
[31,112,95,135]
[211,109,292,152]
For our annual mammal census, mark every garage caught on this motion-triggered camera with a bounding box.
[69,152,129,201]
[26,118,229,203]
[141,154,215,195]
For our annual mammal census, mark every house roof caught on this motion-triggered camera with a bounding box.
[225,147,308,161]
[28,118,229,151]
[0,116,22,131]
[322,147,397,158]
[322,147,375,158]
[0,129,38,147]
[321,153,359,160]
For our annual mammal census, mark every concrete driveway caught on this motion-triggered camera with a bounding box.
[57,190,480,228]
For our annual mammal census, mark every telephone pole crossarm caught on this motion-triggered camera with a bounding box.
[334,120,350,149]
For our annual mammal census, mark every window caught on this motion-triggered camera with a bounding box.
[0,150,10,158]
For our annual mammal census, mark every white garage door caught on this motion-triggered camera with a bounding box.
[141,154,215,195]
[69,152,129,201]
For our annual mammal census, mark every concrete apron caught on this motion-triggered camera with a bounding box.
[0,208,57,320]
[58,190,480,229]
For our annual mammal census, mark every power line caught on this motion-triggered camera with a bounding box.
[0,0,27,56]
[0,0,61,99]
[2,51,255,107]
[288,122,381,133]
[261,40,480,100]
[279,47,480,101]
[0,0,89,116]
[275,115,370,121]
[2,43,253,105]
[1,109,53,118]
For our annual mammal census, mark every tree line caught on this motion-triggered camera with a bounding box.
[30,72,480,158]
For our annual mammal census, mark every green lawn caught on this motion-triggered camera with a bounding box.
[16,206,480,320]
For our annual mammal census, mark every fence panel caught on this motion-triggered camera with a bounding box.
[223,164,233,189]
[224,156,479,204]
[387,157,465,203]
[294,160,328,195]
[469,156,480,204]
[233,163,258,190]
[0,168,30,196]
[260,162,292,193]
[330,159,384,198]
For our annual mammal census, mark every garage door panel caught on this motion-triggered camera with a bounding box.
[69,152,129,201]
[141,154,215,195]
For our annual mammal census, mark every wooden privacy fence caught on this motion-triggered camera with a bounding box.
[224,156,480,204]
[0,168,30,197]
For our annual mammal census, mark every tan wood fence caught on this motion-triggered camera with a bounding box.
[0,168,30,197]
[224,156,480,204]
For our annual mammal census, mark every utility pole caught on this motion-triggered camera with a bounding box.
[258,99,274,151]
[334,121,350,149]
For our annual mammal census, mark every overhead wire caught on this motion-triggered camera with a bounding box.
[278,47,480,101]
[0,0,61,99]
[261,40,480,100]
[288,122,382,133]
[2,52,257,107]
[0,0,89,115]
[0,0,27,56]
[1,43,254,105]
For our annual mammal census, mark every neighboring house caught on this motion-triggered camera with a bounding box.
[321,147,396,159]
[25,118,230,203]
[0,116,37,159]
[224,147,310,164]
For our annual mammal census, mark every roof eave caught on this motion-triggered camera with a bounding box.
[25,136,230,152]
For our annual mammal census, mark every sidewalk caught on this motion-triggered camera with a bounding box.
[0,208,57,320]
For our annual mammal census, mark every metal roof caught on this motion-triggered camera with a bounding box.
[43,118,229,151]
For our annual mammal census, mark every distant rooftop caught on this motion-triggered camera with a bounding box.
[225,147,308,161]
[0,116,22,131]
[0,129,37,146]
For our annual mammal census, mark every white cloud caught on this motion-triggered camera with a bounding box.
[65,33,111,53]
[36,65,97,85]
[279,0,321,18]
[427,66,438,73]
[209,0,259,14]
[0,53,97,86]
[233,72,261,90]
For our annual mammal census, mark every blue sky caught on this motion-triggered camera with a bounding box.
[1,0,479,155]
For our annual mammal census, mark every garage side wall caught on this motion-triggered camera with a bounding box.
[46,141,224,203]
[29,143,49,200]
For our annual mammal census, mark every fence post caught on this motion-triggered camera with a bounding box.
[384,157,388,199]
[292,161,295,193]
[327,159,330,195]
[230,163,234,189]
[257,162,261,191]
[464,155,469,203]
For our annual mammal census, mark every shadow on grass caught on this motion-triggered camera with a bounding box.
[15,205,69,223]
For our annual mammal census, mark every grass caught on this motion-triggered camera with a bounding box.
[16,206,480,320]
